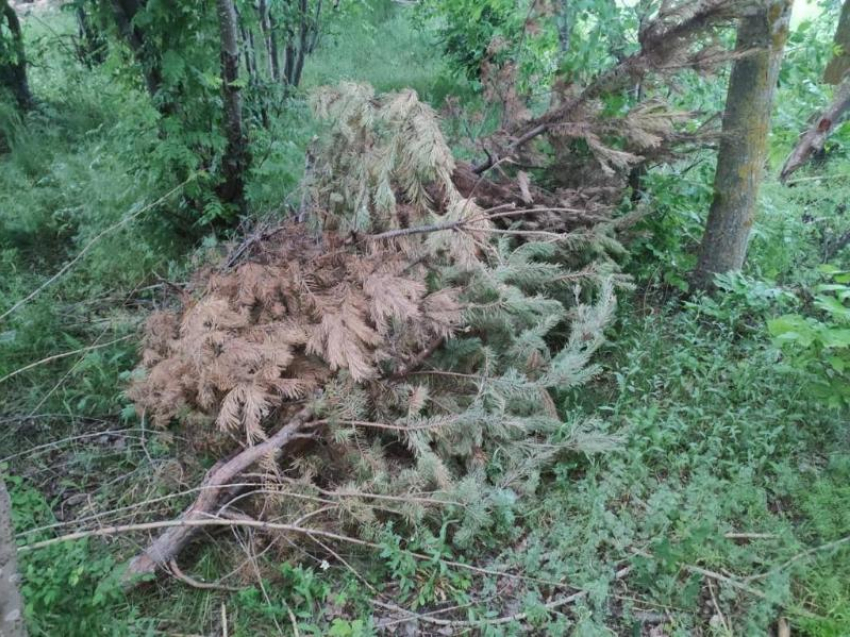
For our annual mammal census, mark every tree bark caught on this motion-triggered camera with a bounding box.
[121,409,314,586]
[112,0,163,99]
[780,76,850,183]
[292,0,309,87]
[280,0,319,88]
[692,0,792,289]
[268,11,282,82]
[824,0,850,85]
[75,2,107,66]
[258,0,279,81]
[236,6,258,84]
[307,0,322,54]
[215,0,251,211]
[283,33,296,86]
[0,479,27,637]
[238,6,269,128]
[556,0,570,54]
[0,0,33,110]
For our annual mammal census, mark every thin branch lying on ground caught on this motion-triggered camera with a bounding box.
[0,428,146,464]
[372,566,633,628]
[166,559,242,592]
[15,482,269,538]
[120,406,320,585]
[723,532,778,540]
[19,516,579,589]
[747,534,850,581]
[631,549,823,621]
[0,335,134,386]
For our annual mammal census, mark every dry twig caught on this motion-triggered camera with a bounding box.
[373,566,633,628]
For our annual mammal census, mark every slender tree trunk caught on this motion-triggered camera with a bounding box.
[280,0,318,88]
[0,479,27,637]
[267,10,281,82]
[238,5,269,128]
[109,0,165,102]
[824,0,850,85]
[216,0,251,211]
[283,26,296,87]
[0,0,33,110]
[257,0,279,81]
[75,2,106,66]
[292,0,309,87]
[307,0,322,54]
[692,0,793,288]
[236,6,257,83]
[556,0,570,54]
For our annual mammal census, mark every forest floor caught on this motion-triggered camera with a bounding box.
[2,3,850,636]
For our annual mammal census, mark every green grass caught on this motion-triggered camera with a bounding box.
[8,294,849,635]
[302,1,468,105]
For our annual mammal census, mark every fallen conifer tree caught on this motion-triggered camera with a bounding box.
[120,0,764,587]
[123,84,625,584]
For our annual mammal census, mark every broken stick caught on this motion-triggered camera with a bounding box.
[121,407,317,586]
[780,76,850,184]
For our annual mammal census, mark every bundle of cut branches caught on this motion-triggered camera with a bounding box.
[122,83,624,584]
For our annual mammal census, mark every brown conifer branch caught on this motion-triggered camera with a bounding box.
[471,0,755,175]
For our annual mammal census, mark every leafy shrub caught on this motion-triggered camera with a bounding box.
[418,0,522,81]
[686,271,798,330]
[768,265,850,407]
[418,0,637,92]
[5,474,152,636]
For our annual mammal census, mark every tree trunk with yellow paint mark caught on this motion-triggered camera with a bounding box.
[692,0,793,289]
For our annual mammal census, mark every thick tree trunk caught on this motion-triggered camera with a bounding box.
[780,76,850,183]
[0,0,33,110]
[824,0,850,85]
[0,479,27,637]
[692,0,792,289]
[216,0,251,211]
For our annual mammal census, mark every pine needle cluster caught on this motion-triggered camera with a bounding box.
[129,83,621,544]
